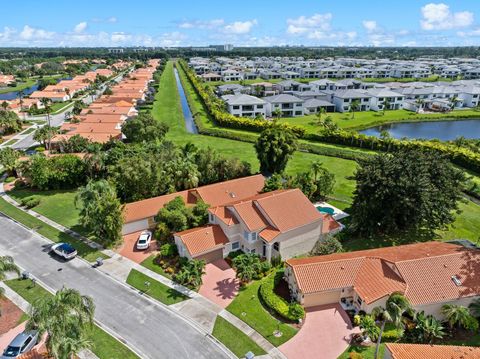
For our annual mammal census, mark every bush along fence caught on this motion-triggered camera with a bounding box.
[178,59,480,173]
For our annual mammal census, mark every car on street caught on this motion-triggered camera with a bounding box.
[50,242,77,260]
[1,331,38,358]
[136,230,152,250]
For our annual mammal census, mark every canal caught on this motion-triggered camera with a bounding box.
[359,119,480,141]
[173,67,199,134]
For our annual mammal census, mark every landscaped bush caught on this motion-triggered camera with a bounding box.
[5,176,15,183]
[259,270,305,322]
[232,253,271,282]
[20,196,40,209]
[311,236,344,255]
[173,259,206,289]
[160,243,178,258]
[154,222,171,242]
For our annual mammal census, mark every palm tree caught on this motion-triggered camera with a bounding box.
[415,98,425,113]
[359,314,380,341]
[450,96,459,110]
[272,108,282,120]
[441,304,478,331]
[349,100,360,119]
[311,161,324,181]
[371,293,412,359]
[415,311,445,343]
[315,107,327,125]
[232,254,261,283]
[0,256,20,317]
[382,99,391,115]
[27,287,95,359]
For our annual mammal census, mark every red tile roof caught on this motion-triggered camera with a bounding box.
[176,225,229,256]
[287,242,480,305]
[385,343,480,359]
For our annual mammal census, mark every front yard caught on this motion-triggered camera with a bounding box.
[226,277,298,347]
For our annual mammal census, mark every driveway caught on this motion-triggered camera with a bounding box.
[280,304,359,359]
[199,259,239,308]
[0,214,230,359]
[117,230,158,264]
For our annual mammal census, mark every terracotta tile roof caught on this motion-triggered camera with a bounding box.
[255,189,322,233]
[259,226,281,242]
[123,175,265,223]
[231,200,269,231]
[385,343,480,359]
[322,214,342,234]
[176,225,229,256]
[194,174,264,206]
[287,242,480,306]
[208,206,239,226]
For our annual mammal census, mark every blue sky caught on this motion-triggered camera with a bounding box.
[2,1,480,47]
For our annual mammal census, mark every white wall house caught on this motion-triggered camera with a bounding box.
[332,90,371,112]
[366,89,405,111]
[222,94,267,118]
[263,94,305,117]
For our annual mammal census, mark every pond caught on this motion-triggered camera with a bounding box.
[173,67,198,134]
[0,77,72,101]
[359,119,480,141]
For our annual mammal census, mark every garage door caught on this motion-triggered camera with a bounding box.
[303,290,341,307]
[194,248,223,263]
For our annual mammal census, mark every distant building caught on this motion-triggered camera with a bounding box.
[209,44,234,52]
[108,48,124,54]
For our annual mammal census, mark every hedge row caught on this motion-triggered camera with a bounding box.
[177,60,306,137]
[259,270,305,322]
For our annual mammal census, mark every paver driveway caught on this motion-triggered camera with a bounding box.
[117,230,158,263]
[280,304,359,359]
[199,259,239,308]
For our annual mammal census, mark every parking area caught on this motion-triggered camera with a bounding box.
[199,259,239,308]
[280,304,359,359]
[116,230,158,263]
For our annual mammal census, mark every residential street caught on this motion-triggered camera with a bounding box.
[0,214,230,359]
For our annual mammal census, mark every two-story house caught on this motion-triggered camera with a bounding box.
[222,94,267,118]
[263,94,304,117]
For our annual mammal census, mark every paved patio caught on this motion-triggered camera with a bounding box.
[199,259,239,308]
[280,304,360,359]
[116,230,158,264]
[0,297,24,335]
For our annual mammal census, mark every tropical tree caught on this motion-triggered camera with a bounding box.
[27,288,94,359]
[468,298,480,318]
[33,125,58,149]
[232,254,262,283]
[272,108,282,119]
[75,180,123,245]
[349,100,360,119]
[173,260,206,288]
[382,99,391,115]
[414,311,445,343]
[121,113,169,143]
[0,101,8,111]
[0,109,22,135]
[415,98,425,113]
[255,125,298,174]
[371,293,413,359]
[0,147,21,176]
[441,304,479,332]
[449,96,460,110]
[359,315,380,341]
[0,256,20,317]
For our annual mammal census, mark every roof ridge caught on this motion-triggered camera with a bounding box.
[395,250,468,264]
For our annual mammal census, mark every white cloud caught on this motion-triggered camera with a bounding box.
[74,22,87,33]
[457,28,480,37]
[107,17,117,23]
[223,19,257,34]
[286,13,332,34]
[19,25,54,40]
[362,20,377,32]
[421,3,473,30]
[179,19,225,29]
[157,31,187,47]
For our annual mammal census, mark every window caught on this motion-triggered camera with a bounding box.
[356,296,363,306]
[251,232,257,241]
[273,242,280,251]
[243,231,249,240]
[208,213,215,223]
[232,241,240,250]
[21,337,32,352]
[257,105,263,109]
[232,105,240,110]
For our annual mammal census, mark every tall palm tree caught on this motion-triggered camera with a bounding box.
[315,107,327,125]
[40,98,53,148]
[0,256,20,317]
[450,96,459,110]
[350,100,360,119]
[382,99,391,115]
[27,287,95,359]
[311,161,324,181]
[371,293,412,359]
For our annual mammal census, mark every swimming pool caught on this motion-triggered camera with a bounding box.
[317,206,335,215]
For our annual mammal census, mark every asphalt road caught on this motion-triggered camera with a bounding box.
[0,215,230,359]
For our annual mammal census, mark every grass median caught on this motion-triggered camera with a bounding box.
[5,278,139,359]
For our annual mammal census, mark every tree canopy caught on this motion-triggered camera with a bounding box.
[121,113,168,143]
[255,125,298,174]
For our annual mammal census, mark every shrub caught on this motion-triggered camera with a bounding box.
[35,146,45,152]
[271,255,283,268]
[312,236,344,255]
[227,250,243,259]
[353,314,362,326]
[259,270,305,321]
[160,243,178,258]
[154,222,171,241]
[5,176,15,183]
[349,353,364,359]
[20,196,40,209]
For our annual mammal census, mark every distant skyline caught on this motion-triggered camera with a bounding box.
[3,1,480,47]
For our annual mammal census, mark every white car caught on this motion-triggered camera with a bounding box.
[136,231,152,250]
[50,242,77,260]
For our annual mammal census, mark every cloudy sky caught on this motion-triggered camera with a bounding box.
[2,1,480,47]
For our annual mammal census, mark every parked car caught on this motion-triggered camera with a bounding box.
[136,231,152,250]
[1,331,38,358]
[50,242,77,260]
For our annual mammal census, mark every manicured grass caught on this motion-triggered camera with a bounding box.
[279,109,480,132]
[7,188,88,236]
[0,79,37,94]
[21,127,36,135]
[126,269,187,305]
[212,316,266,357]
[343,199,480,252]
[5,278,139,359]
[140,255,172,279]
[338,344,385,359]
[0,197,107,262]
[226,278,297,346]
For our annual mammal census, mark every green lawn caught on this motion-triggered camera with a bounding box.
[0,197,107,262]
[338,344,385,359]
[0,79,37,94]
[140,255,172,279]
[212,316,267,357]
[226,278,297,347]
[126,269,187,305]
[279,109,480,132]
[5,278,139,359]
[7,188,89,236]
